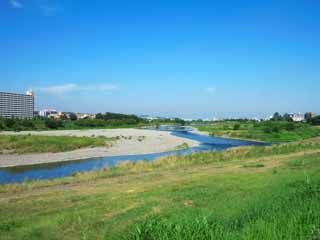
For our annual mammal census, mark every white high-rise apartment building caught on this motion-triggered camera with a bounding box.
[0,90,34,119]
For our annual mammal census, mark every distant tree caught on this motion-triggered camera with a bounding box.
[12,123,23,132]
[21,119,35,128]
[310,116,320,126]
[285,122,296,131]
[263,121,280,133]
[0,118,5,130]
[174,118,186,126]
[95,113,103,119]
[233,123,241,130]
[272,112,283,121]
[45,119,59,129]
[69,113,78,121]
[4,118,16,128]
[283,113,293,122]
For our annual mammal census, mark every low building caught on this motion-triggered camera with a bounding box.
[305,112,317,121]
[76,113,96,120]
[288,113,305,122]
[0,90,34,119]
[34,111,40,117]
[39,109,58,118]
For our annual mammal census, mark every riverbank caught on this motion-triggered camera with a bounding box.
[193,121,320,142]
[190,127,268,143]
[1,137,319,239]
[0,129,199,168]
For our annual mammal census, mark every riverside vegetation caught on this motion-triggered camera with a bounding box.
[0,137,320,239]
[0,112,186,132]
[0,135,115,154]
[196,119,320,142]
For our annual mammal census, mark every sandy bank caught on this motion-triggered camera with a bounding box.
[0,129,200,168]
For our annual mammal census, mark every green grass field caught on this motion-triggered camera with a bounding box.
[196,120,320,142]
[0,135,115,154]
[0,137,320,239]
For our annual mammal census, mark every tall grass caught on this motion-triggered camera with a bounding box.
[130,179,320,239]
[1,137,320,193]
[0,145,320,239]
[0,135,114,154]
[196,121,320,142]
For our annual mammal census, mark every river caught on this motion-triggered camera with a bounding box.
[0,126,269,184]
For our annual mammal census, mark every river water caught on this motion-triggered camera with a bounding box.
[0,126,268,184]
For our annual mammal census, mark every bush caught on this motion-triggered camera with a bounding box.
[75,119,106,128]
[0,119,5,130]
[233,123,241,130]
[45,119,64,129]
[285,122,296,131]
[21,119,35,129]
[69,113,77,121]
[310,116,320,126]
[4,118,16,128]
[12,123,23,132]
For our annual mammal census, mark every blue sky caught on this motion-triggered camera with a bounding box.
[1,0,319,119]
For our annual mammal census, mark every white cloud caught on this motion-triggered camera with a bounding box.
[35,83,118,95]
[9,0,23,8]
[206,86,216,93]
[9,0,62,16]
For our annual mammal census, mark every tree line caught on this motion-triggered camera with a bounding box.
[0,112,187,131]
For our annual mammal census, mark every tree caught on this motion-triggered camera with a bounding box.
[69,113,78,121]
[45,119,59,129]
[95,113,103,119]
[174,118,186,125]
[272,112,283,121]
[4,118,16,128]
[283,113,293,122]
[285,122,296,131]
[310,116,320,126]
[21,119,35,128]
[0,118,5,130]
[233,123,241,130]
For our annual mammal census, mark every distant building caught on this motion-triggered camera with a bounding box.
[288,113,304,122]
[305,112,316,121]
[75,113,96,120]
[140,115,161,121]
[34,111,40,117]
[0,90,34,119]
[39,109,58,118]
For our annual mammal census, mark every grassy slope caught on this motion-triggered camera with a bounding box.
[0,135,115,154]
[196,121,320,142]
[0,138,320,239]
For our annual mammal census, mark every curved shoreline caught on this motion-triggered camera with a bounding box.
[0,129,200,168]
[190,127,269,143]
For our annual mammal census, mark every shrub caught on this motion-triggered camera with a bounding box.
[233,123,241,130]
[69,113,77,121]
[310,116,320,126]
[75,119,106,128]
[4,118,16,128]
[21,119,35,129]
[12,123,23,132]
[45,119,63,129]
[0,118,4,130]
[285,122,296,131]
